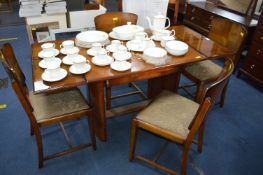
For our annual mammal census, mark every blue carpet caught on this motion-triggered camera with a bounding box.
[1,23,263,175]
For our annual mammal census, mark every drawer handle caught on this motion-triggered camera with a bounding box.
[191,17,195,21]
[208,24,212,29]
[191,8,196,13]
[261,37,263,40]
[256,49,261,55]
[250,64,255,69]
[209,16,214,20]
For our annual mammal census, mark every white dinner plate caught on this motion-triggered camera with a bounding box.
[69,63,91,74]
[91,55,114,66]
[41,68,67,82]
[62,54,86,65]
[38,57,61,69]
[38,49,59,59]
[112,52,132,61]
[76,31,109,43]
[110,61,131,71]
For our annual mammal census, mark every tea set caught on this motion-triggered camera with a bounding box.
[38,13,189,82]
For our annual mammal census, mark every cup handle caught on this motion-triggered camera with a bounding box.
[86,60,90,64]
[165,17,170,29]
[60,44,63,49]
[170,30,175,37]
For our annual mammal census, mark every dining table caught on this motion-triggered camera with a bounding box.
[31,25,233,141]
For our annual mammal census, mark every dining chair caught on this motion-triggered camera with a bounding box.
[181,18,247,105]
[168,0,182,24]
[129,57,234,175]
[95,12,147,110]
[0,43,96,168]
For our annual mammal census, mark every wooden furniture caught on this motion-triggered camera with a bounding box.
[168,0,181,24]
[181,18,246,105]
[129,58,234,175]
[238,11,263,87]
[0,43,96,168]
[95,12,147,110]
[184,1,258,36]
[31,25,232,141]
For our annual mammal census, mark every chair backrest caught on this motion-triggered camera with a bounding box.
[208,18,247,66]
[94,12,138,33]
[0,43,34,116]
[187,57,234,141]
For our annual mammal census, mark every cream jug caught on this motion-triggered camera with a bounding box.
[146,12,170,31]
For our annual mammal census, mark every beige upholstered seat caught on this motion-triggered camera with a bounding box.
[137,90,199,139]
[184,60,222,81]
[29,89,90,122]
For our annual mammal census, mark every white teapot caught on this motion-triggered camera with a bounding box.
[146,12,170,31]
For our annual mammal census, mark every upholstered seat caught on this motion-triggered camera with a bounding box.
[137,90,199,139]
[184,60,222,81]
[29,89,90,122]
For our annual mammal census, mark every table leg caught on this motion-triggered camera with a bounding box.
[148,72,181,99]
[88,81,107,141]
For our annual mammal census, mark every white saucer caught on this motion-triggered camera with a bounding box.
[92,55,114,66]
[60,48,69,55]
[41,68,67,82]
[109,31,131,41]
[151,35,162,41]
[62,54,86,65]
[106,44,127,53]
[38,57,61,69]
[69,63,91,74]
[38,49,59,58]
[87,48,98,56]
[113,52,132,61]
[110,61,131,71]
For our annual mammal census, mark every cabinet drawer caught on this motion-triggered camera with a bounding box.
[186,4,202,17]
[243,58,263,80]
[247,41,263,61]
[254,31,263,44]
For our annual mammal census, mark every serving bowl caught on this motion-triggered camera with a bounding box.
[113,24,144,40]
[165,40,188,56]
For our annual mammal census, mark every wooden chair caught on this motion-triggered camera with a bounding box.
[181,18,247,105]
[95,12,147,110]
[129,57,234,175]
[168,0,182,24]
[0,43,96,168]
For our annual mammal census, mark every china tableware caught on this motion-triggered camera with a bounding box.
[41,43,55,53]
[92,49,113,66]
[76,30,109,44]
[41,61,67,82]
[152,29,175,41]
[69,56,91,74]
[66,47,80,62]
[60,40,74,54]
[87,43,104,56]
[113,50,132,61]
[39,57,61,69]
[143,47,167,58]
[134,32,148,41]
[112,24,144,40]
[165,40,189,56]
[160,36,175,47]
[38,49,59,59]
[146,12,170,31]
[110,61,131,71]
[142,38,155,49]
[62,54,85,65]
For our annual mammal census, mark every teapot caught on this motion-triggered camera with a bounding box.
[146,12,170,31]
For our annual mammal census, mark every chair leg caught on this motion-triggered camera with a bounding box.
[219,82,228,108]
[106,86,111,110]
[33,128,44,168]
[87,115,96,150]
[30,123,34,136]
[129,119,138,161]
[197,123,205,153]
[181,143,191,175]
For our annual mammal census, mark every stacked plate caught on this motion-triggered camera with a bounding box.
[75,31,109,48]
[142,47,168,65]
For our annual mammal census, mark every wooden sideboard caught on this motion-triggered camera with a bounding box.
[238,11,263,87]
[184,1,258,36]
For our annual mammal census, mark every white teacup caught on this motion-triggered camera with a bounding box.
[97,49,109,60]
[129,39,143,50]
[91,42,103,54]
[153,29,175,40]
[67,47,80,62]
[41,43,55,53]
[44,62,61,78]
[142,37,154,48]
[161,36,175,47]
[60,40,74,52]
[134,32,148,41]
[72,56,88,71]
[111,40,122,49]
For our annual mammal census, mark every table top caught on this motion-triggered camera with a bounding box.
[31,25,232,94]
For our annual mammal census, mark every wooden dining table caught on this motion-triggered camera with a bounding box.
[31,25,233,141]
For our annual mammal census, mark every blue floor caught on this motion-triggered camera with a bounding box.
[1,22,263,175]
